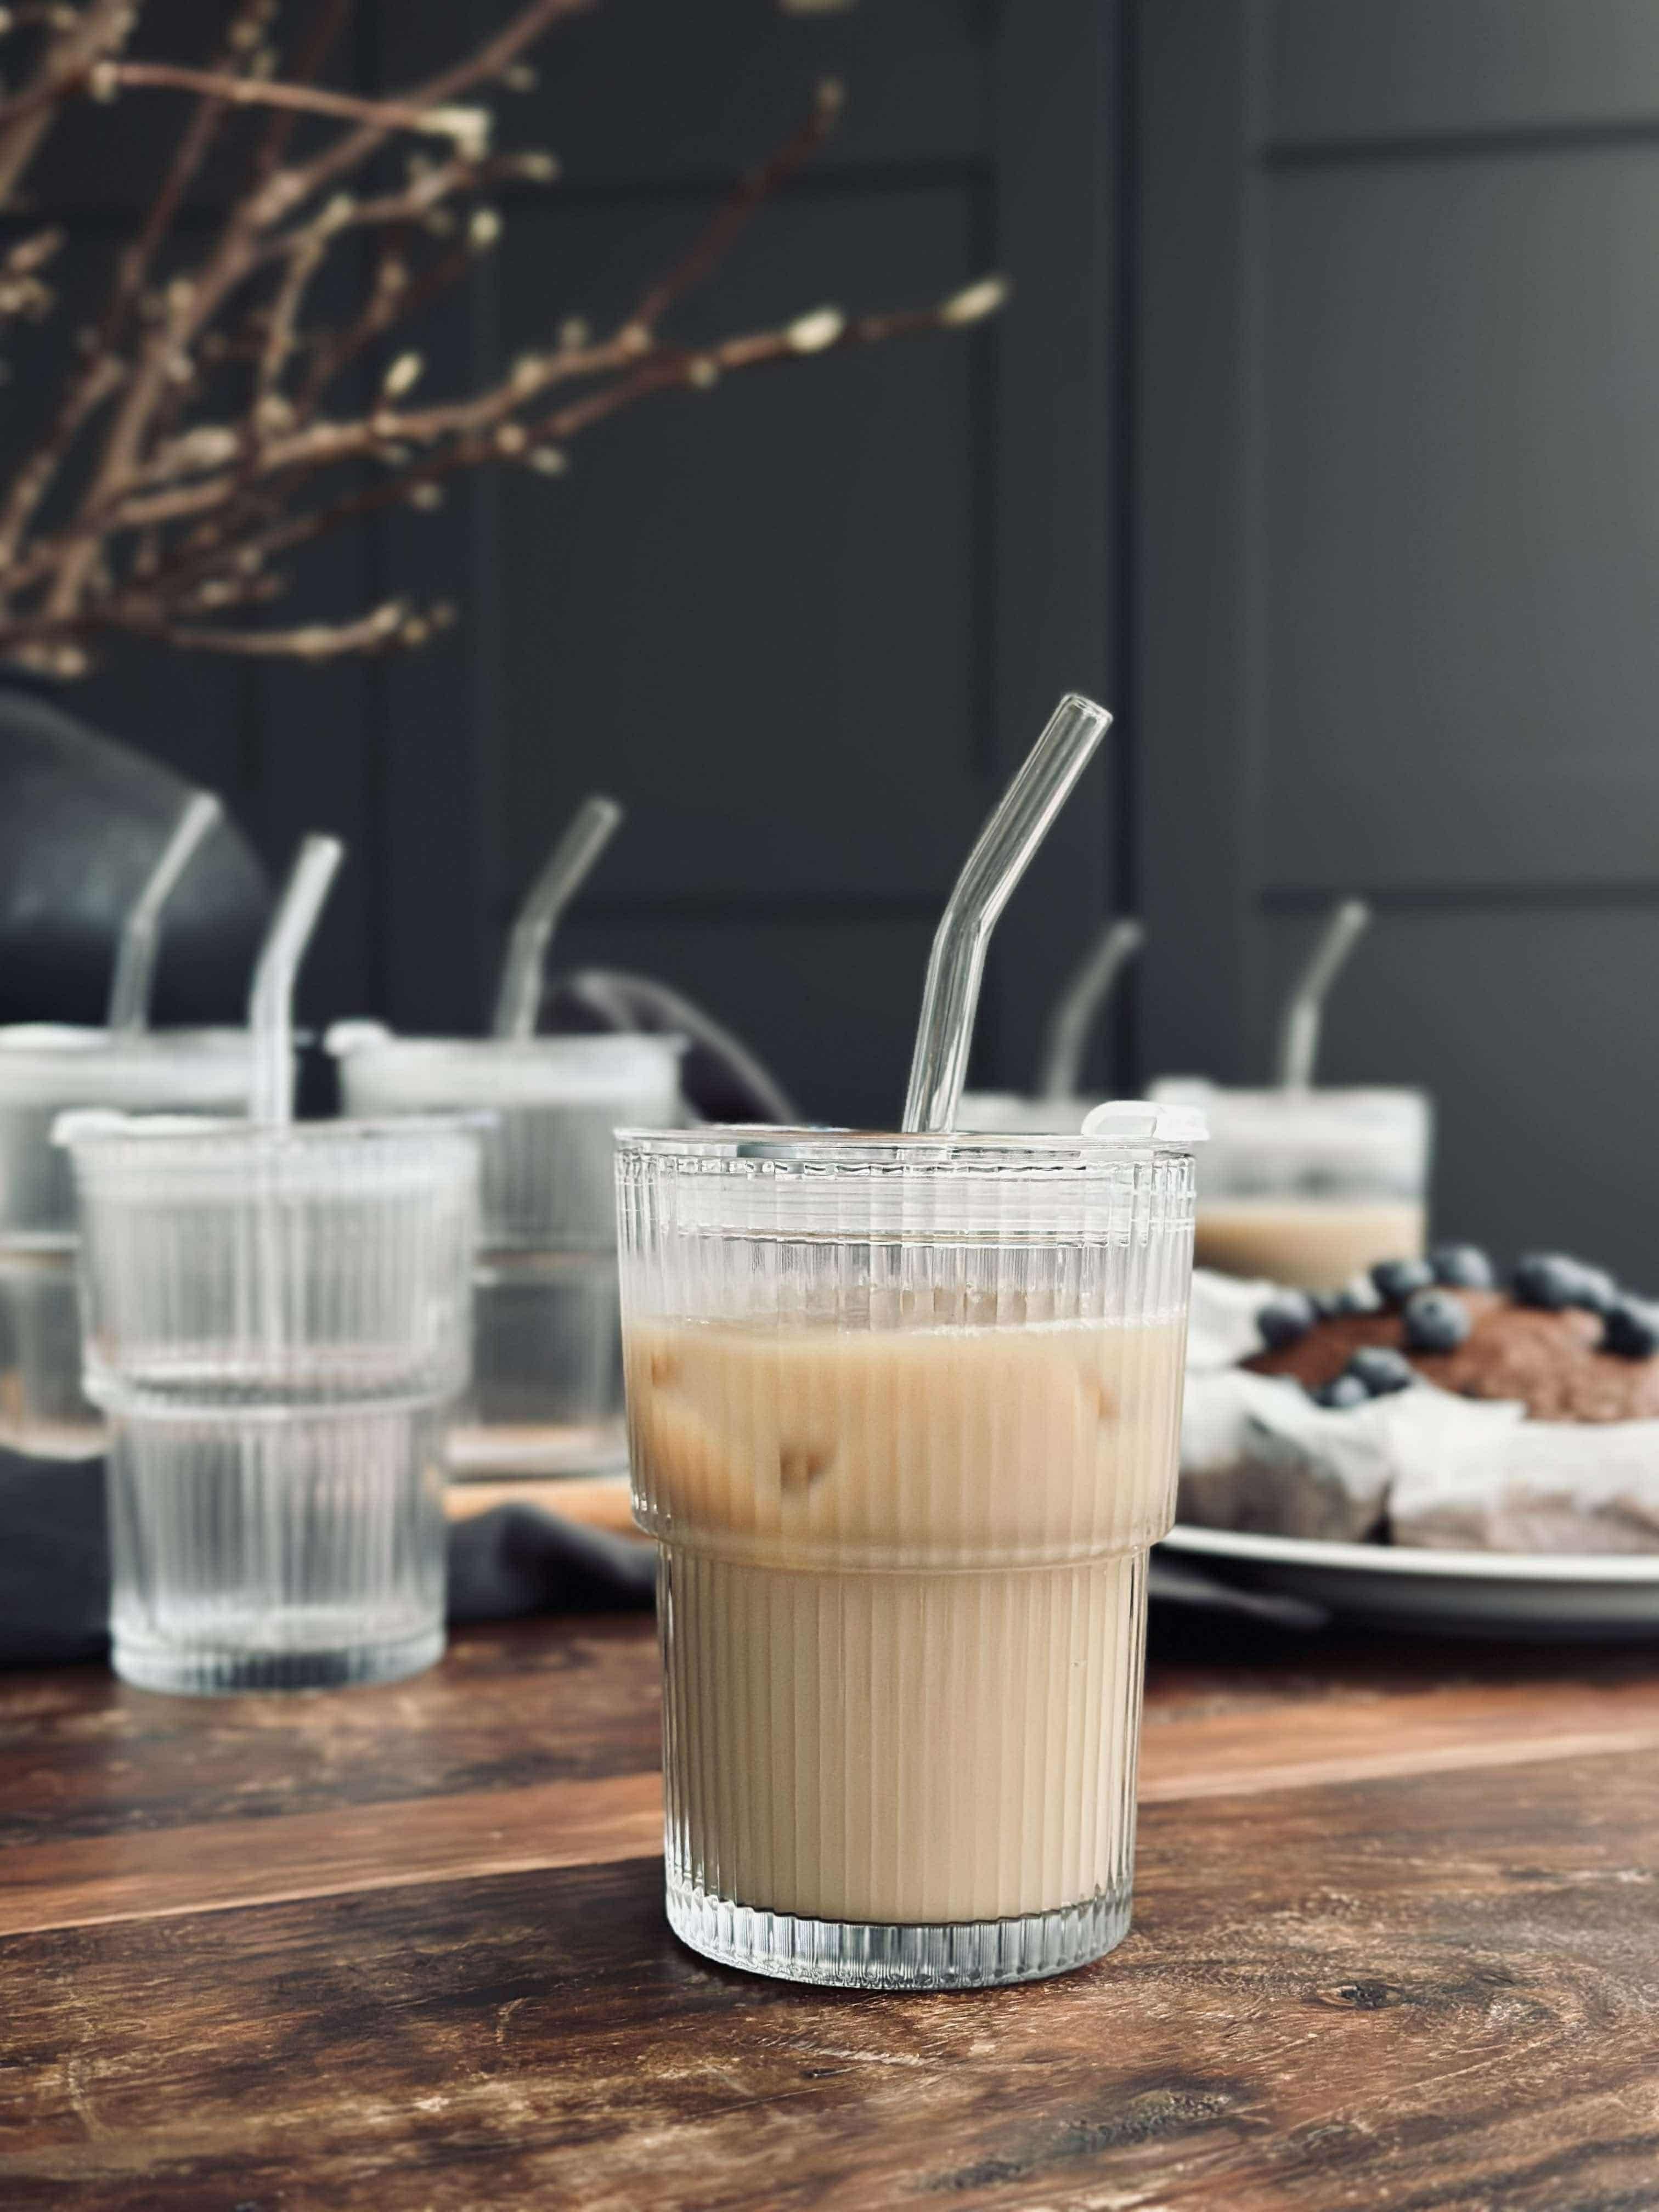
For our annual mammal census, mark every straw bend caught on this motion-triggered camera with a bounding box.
[105,789,224,1034]
[1037,916,1146,1101]
[492,794,625,1041]
[1276,897,1372,1091]
[249,833,346,1126]
[902,694,1113,1135]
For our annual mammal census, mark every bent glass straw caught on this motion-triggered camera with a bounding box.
[1275,898,1371,1092]
[492,794,624,1042]
[902,694,1112,1135]
[105,790,223,1034]
[1037,916,1146,1101]
[249,834,345,1126]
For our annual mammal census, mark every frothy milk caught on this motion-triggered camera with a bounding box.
[628,1314,1187,1928]
[1194,1197,1425,1292]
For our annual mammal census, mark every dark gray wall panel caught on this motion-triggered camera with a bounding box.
[1261,149,1659,893]
[539,0,987,178]
[1135,0,1259,1082]
[493,187,981,913]
[1268,0,1659,146]
[1255,905,1659,1285]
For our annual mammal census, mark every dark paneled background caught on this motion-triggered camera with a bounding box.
[8,0,1119,1128]
[9,1,1658,1276]
[1138,0,1659,1282]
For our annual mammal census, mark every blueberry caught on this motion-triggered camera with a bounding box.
[1333,1280,1383,1316]
[1513,1252,1610,1312]
[1402,1288,1472,1354]
[1314,1372,1370,1410]
[1602,1298,1659,1359]
[1310,1290,1345,1320]
[1347,1346,1415,1397]
[1570,1265,1620,1316]
[1370,1258,1435,1307]
[1258,1291,1318,1350]
[1429,1243,1494,1291]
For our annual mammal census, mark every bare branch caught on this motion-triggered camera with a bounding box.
[0,0,139,206]
[624,76,843,340]
[0,0,1002,675]
[261,0,593,224]
[135,598,413,659]
[95,59,492,158]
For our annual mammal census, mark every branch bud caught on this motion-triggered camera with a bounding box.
[786,306,845,354]
[382,351,424,399]
[939,273,1010,327]
[430,104,490,160]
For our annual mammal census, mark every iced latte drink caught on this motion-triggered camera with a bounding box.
[617,1119,1200,1989]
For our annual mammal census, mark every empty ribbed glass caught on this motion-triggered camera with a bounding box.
[60,1114,479,1694]
[617,1122,1199,1989]
[0,1026,258,1458]
[331,1029,683,1477]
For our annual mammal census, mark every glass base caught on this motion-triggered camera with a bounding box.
[111,1620,444,1696]
[665,1873,1132,1990]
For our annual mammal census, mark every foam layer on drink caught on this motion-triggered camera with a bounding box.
[1194,1197,1425,1293]
[630,1316,1186,1925]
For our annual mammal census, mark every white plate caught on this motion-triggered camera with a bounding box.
[1158,1523,1659,1640]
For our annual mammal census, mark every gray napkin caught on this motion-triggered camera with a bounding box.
[0,1447,1317,1669]
[0,1448,654,1668]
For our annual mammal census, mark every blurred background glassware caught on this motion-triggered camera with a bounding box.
[957,916,1144,1136]
[1149,901,1432,1290]
[60,1110,479,1693]
[0,789,256,1457]
[1150,1081,1431,1290]
[0,688,267,1029]
[329,792,682,1480]
[332,1027,684,1477]
[0,1028,261,1457]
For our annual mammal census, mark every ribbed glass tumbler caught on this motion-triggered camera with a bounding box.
[617,1122,1199,1990]
[332,1030,684,1478]
[60,1114,479,1694]
[0,1025,259,1458]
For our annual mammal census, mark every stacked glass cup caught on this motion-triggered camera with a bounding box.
[55,831,482,1694]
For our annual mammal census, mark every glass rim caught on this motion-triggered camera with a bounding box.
[616,1117,1204,1163]
[325,1022,686,1064]
[54,1108,487,1154]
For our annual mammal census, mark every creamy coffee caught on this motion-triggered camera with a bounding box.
[1193,1197,1425,1292]
[628,1314,1187,1927]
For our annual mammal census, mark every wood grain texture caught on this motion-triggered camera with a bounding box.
[4,1616,1658,2208]
[2,1743,1656,2210]
[0,1618,660,1847]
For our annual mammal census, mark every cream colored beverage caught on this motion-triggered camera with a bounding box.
[1194,1197,1426,1291]
[618,1119,1200,1988]
[628,1313,1188,1928]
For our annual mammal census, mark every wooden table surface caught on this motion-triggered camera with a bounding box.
[4,1549,1659,2210]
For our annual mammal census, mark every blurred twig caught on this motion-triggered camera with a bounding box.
[0,0,1006,674]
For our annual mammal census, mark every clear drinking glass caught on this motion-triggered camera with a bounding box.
[331,1028,684,1477]
[59,1113,479,1694]
[1149,1080,1431,1291]
[618,1119,1200,1990]
[0,1026,258,1457]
